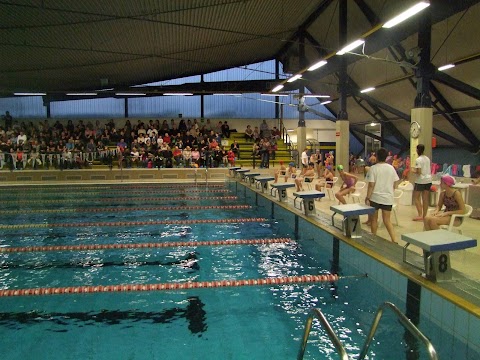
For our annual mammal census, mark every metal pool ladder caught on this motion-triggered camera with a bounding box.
[297,302,438,360]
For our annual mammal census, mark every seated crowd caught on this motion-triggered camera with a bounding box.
[0,118,252,170]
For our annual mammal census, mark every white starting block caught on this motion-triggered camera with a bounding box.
[270,183,295,202]
[402,229,477,281]
[244,172,260,186]
[235,168,250,180]
[229,166,241,177]
[330,204,375,238]
[254,176,275,193]
[293,190,325,216]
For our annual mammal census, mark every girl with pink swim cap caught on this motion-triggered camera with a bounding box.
[424,174,466,230]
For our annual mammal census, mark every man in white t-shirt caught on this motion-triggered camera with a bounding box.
[301,148,309,171]
[365,147,399,243]
[412,144,432,221]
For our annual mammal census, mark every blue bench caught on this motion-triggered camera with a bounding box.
[270,183,295,202]
[254,176,274,193]
[330,204,375,238]
[402,229,477,281]
[293,190,325,216]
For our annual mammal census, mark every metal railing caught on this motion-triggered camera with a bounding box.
[298,302,438,360]
[297,308,348,360]
[359,302,438,360]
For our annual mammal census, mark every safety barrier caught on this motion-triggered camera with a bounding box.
[0,204,251,215]
[0,217,266,229]
[0,274,339,297]
[0,238,292,253]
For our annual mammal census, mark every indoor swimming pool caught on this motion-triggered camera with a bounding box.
[0,182,477,359]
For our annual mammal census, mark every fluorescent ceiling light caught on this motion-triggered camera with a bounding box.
[438,64,455,71]
[213,93,241,96]
[308,60,327,71]
[14,92,46,96]
[383,2,430,29]
[96,88,114,91]
[164,93,193,96]
[336,39,365,55]
[321,100,332,105]
[261,93,288,97]
[287,129,294,132]
[271,84,284,92]
[115,93,146,96]
[370,122,377,126]
[66,93,97,96]
[287,74,302,83]
[304,94,330,98]
[360,87,375,93]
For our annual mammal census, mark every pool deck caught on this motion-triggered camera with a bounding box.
[231,167,480,316]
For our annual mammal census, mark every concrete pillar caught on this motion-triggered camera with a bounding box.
[410,107,433,166]
[297,126,307,162]
[336,120,349,170]
[297,96,307,163]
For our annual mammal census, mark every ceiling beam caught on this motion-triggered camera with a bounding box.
[350,127,403,149]
[355,2,479,150]
[431,71,480,101]
[273,0,334,59]
[313,0,480,80]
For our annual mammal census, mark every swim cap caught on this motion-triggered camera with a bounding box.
[337,164,344,171]
[441,174,455,187]
[289,162,295,167]
[279,160,284,165]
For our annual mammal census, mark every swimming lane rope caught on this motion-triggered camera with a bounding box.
[3,195,238,205]
[0,217,266,229]
[0,238,292,253]
[0,205,251,215]
[0,184,225,192]
[0,189,230,198]
[0,274,341,297]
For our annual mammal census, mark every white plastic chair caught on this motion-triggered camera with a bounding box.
[350,181,366,203]
[439,204,473,234]
[391,189,403,225]
[324,176,338,200]
[379,189,403,227]
[303,175,315,190]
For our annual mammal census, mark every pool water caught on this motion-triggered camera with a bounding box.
[0,183,474,359]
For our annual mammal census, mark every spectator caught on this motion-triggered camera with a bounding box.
[245,125,254,142]
[221,121,230,138]
[230,140,240,159]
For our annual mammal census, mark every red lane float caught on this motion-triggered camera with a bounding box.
[0,184,225,192]
[0,274,340,297]
[6,196,238,205]
[1,189,230,199]
[0,238,292,253]
[0,217,266,229]
[0,204,251,215]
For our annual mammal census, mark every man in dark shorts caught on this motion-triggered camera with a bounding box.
[365,148,399,243]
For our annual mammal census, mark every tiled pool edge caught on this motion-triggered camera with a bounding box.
[231,179,480,356]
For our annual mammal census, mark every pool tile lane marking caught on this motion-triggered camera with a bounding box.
[0,274,340,297]
[0,217,266,229]
[0,238,293,253]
